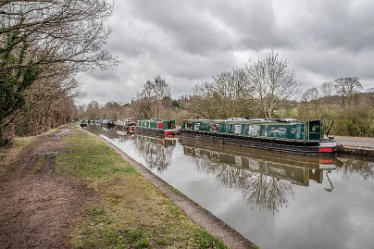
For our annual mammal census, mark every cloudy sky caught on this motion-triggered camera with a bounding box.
[78,0,374,105]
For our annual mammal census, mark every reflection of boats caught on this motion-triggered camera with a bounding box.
[180,137,342,213]
[137,135,176,146]
[136,119,177,137]
[135,135,176,172]
[116,119,137,134]
[180,137,342,187]
[180,119,337,157]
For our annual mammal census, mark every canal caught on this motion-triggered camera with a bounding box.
[87,125,374,249]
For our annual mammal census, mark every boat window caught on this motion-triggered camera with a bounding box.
[241,124,249,135]
[248,125,260,136]
[186,122,193,130]
[309,120,321,140]
[212,124,219,132]
[225,124,232,133]
[234,125,242,134]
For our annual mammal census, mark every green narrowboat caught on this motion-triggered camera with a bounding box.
[136,119,177,137]
[180,118,337,157]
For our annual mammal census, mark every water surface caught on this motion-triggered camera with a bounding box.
[87,125,374,249]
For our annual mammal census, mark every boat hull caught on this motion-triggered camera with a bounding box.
[179,130,336,157]
[136,127,177,137]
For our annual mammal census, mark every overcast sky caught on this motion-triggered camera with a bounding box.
[78,0,374,105]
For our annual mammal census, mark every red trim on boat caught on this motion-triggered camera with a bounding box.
[319,159,334,164]
[319,147,334,153]
[164,131,175,136]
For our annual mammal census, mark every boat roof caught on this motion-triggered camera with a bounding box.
[183,118,306,124]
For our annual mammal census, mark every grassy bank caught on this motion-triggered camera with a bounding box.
[56,126,228,249]
[0,136,37,176]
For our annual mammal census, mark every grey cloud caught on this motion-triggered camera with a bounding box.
[77,0,374,105]
[127,0,289,54]
[278,0,374,51]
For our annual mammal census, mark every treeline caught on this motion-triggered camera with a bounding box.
[296,79,374,136]
[0,0,114,147]
[80,52,374,137]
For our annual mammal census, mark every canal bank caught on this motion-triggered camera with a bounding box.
[0,124,257,249]
[94,132,257,249]
[335,136,374,159]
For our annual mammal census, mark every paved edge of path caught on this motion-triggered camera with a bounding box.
[84,131,258,249]
[334,136,374,159]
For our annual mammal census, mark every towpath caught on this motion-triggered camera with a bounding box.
[334,136,374,158]
[334,136,374,149]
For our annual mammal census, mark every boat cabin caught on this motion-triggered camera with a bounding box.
[181,119,323,141]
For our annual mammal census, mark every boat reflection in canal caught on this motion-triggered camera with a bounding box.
[180,137,342,213]
[134,135,176,172]
[86,124,374,249]
[87,125,177,172]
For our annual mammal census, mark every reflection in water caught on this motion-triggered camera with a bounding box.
[339,157,374,180]
[85,125,374,249]
[180,138,342,213]
[87,125,176,172]
[134,135,176,172]
[324,170,334,192]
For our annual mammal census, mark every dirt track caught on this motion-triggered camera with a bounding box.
[0,129,94,249]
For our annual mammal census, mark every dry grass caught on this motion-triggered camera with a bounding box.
[0,136,37,176]
[57,126,227,249]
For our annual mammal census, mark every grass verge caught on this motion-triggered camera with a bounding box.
[56,126,228,249]
[0,136,37,176]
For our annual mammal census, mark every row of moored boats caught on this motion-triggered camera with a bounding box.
[81,118,337,157]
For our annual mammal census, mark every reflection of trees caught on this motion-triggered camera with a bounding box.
[135,136,175,172]
[339,158,374,180]
[242,174,293,213]
[191,149,294,213]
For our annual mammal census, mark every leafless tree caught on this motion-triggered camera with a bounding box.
[319,82,335,103]
[1,0,115,145]
[246,52,298,118]
[334,77,362,110]
[132,76,171,119]
[190,68,255,119]
[153,75,171,117]
[301,87,319,102]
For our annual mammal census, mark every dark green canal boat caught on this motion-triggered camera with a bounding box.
[180,118,337,157]
[136,119,177,137]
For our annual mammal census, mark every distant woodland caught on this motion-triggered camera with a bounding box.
[82,54,374,137]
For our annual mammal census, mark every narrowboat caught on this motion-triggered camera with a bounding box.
[180,118,337,157]
[136,119,177,137]
[80,120,88,127]
[101,119,115,128]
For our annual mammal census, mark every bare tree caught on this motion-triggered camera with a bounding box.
[246,52,298,118]
[319,82,335,103]
[301,87,319,102]
[86,101,101,120]
[1,0,115,145]
[153,75,171,117]
[334,77,362,109]
[14,65,80,135]
[132,76,171,119]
